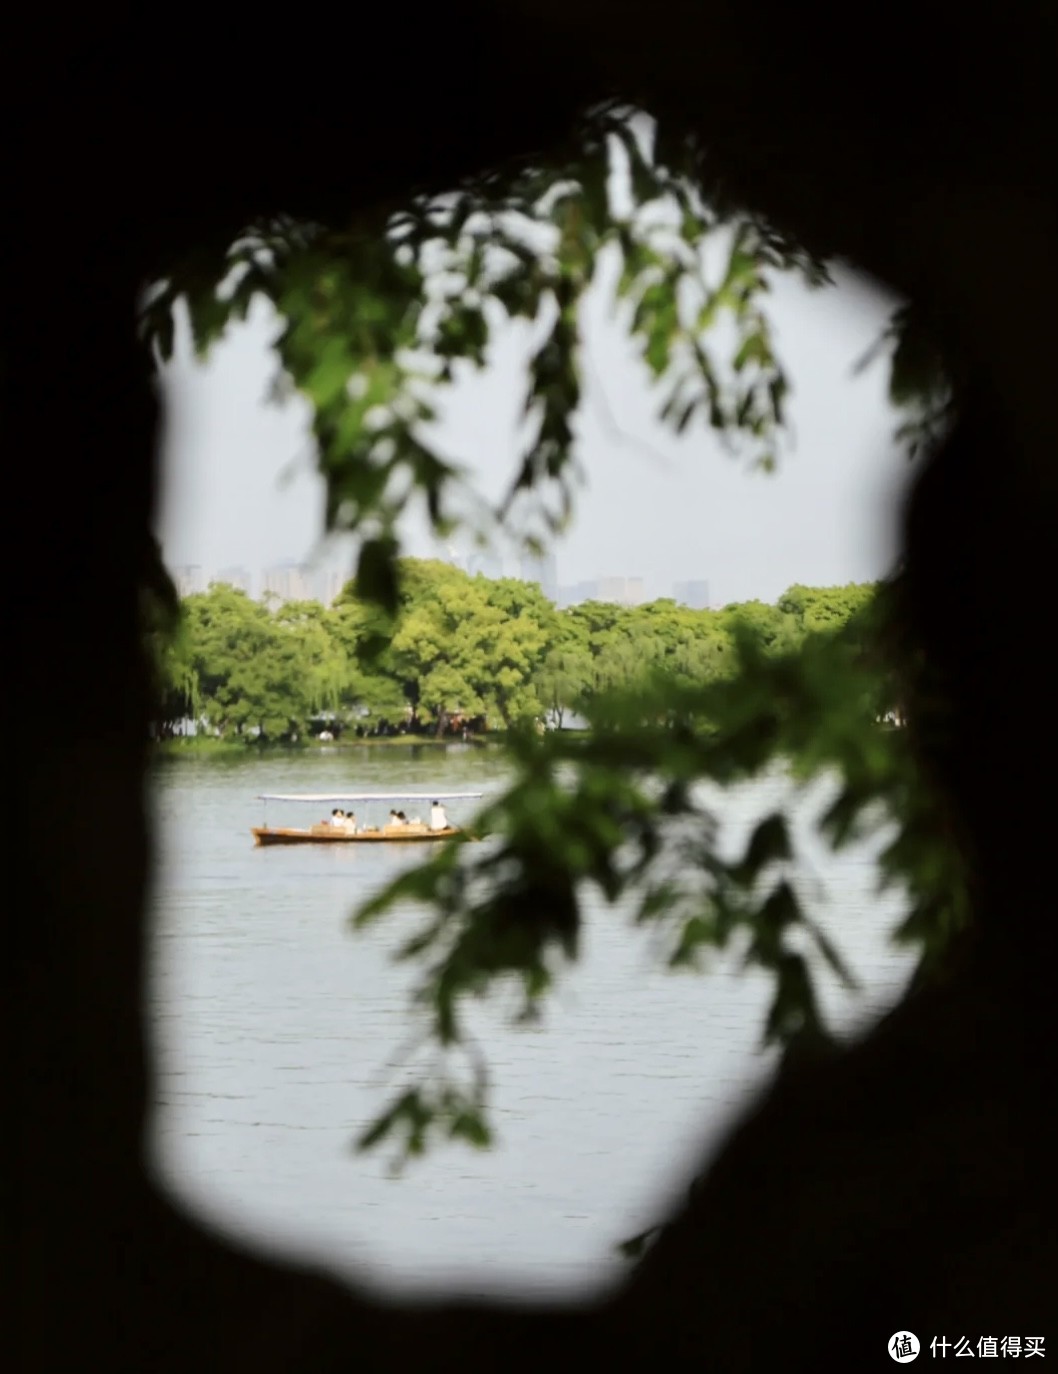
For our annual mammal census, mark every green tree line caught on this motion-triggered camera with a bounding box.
[148,559,882,744]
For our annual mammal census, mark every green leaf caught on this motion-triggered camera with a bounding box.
[450,1111,492,1149]
[732,331,770,373]
[669,913,717,969]
[733,813,792,886]
[356,537,400,613]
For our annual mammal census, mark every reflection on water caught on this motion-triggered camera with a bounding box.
[147,747,914,1299]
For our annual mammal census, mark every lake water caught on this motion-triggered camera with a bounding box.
[147,746,915,1300]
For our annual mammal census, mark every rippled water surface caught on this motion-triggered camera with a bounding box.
[148,746,914,1298]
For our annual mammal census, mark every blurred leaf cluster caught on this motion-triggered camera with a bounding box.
[352,592,966,1182]
[141,106,835,609]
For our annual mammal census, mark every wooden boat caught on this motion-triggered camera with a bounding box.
[250,791,482,847]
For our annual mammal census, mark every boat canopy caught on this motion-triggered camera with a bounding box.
[257,791,483,803]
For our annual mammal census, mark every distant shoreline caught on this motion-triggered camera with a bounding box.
[149,731,579,759]
[151,718,894,761]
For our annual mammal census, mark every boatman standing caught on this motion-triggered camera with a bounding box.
[429,800,448,832]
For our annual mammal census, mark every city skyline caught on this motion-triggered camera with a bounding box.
[167,557,719,609]
[155,264,906,610]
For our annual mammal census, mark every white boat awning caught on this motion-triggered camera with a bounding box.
[258,792,483,803]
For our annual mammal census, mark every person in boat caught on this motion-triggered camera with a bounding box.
[429,800,449,832]
[387,808,403,827]
[342,811,357,833]
[328,807,344,826]
[396,810,408,823]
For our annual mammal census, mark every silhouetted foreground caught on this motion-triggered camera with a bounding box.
[10,4,1057,1370]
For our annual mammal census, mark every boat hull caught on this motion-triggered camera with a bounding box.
[251,825,464,847]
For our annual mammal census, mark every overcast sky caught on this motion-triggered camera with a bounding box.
[155,256,908,607]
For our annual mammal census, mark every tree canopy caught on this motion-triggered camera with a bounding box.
[151,564,883,744]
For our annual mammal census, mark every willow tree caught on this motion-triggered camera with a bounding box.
[142,106,961,1217]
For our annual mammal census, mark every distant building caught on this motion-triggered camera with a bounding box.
[673,579,710,610]
[519,551,558,601]
[172,565,206,597]
[261,562,314,604]
[317,567,352,605]
[213,565,252,595]
[555,578,654,607]
[596,576,645,606]
[568,580,600,605]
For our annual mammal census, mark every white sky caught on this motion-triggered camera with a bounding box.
[155,257,908,607]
